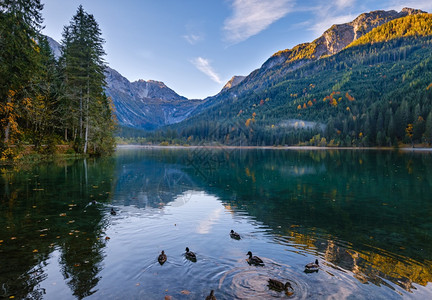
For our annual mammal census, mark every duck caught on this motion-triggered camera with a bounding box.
[205,290,216,300]
[110,208,117,215]
[246,251,264,266]
[158,250,167,265]
[268,278,293,292]
[230,230,241,240]
[304,259,319,272]
[185,247,196,261]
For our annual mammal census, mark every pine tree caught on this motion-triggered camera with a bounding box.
[60,5,115,154]
[25,35,62,151]
[0,0,44,146]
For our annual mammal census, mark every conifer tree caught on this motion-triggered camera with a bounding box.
[0,0,44,147]
[60,5,115,154]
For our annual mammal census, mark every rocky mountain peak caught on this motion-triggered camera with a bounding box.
[262,8,427,70]
[401,7,427,15]
[221,76,246,92]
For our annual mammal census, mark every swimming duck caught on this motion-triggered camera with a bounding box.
[230,230,241,240]
[246,251,264,266]
[304,259,319,272]
[185,247,196,261]
[110,208,116,215]
[158,250,167,265]
[205,290,216,300]
[268,278,293,292]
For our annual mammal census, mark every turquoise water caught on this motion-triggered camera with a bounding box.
[1,148,431,299]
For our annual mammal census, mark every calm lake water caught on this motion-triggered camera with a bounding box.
[1,147,432,299]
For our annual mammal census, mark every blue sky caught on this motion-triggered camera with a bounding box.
[41,0,432,99]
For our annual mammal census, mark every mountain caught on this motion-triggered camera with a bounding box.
[167,10,432,147]
[104,68,201,129]
[46,37,202,130]
[46,36,61,59]
[262,7,426,71]
[189,8,427,117]
[221,76,246,92]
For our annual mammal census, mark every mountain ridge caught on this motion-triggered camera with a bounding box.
[165,11,432,147]
[191,7,428,116]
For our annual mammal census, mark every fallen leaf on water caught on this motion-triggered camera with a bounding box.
[9,296,15,299]
[136,283,140,286]
[40,234,47,237]
[32,206,37,208]
[181,290,191,295]
[68,204,77,207]
[0,240,3,243]
[68,233,74,236]
[11,237,16,240]
[68,220,75,224]
[74,263,80,267]
[56,236,60,239]
[33,249,38,253]
[92,186,98,188]
[59,213,66,217]
[105,236,110,240]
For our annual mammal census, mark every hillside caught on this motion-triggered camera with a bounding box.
[159,13,432,147]
[194,8,426,113]
[348,13,432,47]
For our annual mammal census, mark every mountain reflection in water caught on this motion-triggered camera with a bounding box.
[0,148,431,299]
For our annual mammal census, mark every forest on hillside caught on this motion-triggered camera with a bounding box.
[0,1,116,160]
[133,32,432,148]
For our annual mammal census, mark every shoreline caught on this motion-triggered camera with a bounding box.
[116,144,432,152]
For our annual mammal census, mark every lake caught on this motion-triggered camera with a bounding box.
[1,147,431,299]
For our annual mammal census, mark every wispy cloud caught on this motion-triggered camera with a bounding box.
[306,1,357,35]
[335,0,355,9]
[224,0,294,44]
[191,57,222,84]
[309,13,356,35]
[183,33,203,45]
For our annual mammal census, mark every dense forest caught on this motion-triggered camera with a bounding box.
[136,14,432,147]
[0,1,116,160]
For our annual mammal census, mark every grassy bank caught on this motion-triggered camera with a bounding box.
[0,144,89,166]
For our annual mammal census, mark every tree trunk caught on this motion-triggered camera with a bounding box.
[79,91,83,139]
[4,123,10,144]
[3,95,12,144]
[83,124,88,154]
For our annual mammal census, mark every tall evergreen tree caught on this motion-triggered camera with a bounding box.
[60,5,115,154]
[0,0,44,146]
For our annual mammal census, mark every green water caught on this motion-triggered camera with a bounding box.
[1,148,431,299]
